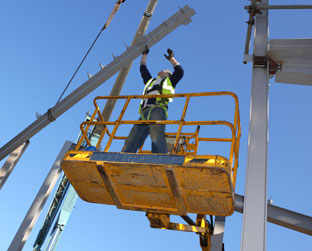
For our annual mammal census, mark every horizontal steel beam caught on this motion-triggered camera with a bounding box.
[0,5,195,161]
[235,194,312,236]
[245,5,312,10]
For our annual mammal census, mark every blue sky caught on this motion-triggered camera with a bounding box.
[0,1,311,250]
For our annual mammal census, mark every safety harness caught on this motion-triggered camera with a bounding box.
[139,77,175,120]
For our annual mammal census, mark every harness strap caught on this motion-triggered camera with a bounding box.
[140,105,168,120]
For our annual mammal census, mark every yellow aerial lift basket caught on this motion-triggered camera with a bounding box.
[61,92,240,244]
[61,92,240,215]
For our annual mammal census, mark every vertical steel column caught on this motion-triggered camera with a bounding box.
[0,141,29,189]
[211,216,226,251]
[241,0,269,251]
[8,141,73,251]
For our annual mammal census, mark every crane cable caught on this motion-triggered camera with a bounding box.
[56,0,126,104]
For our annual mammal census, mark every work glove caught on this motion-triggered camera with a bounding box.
[164,48,174,60]
[142,45,149,55]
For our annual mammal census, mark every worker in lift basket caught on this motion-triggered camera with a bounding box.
[121,46,184,153]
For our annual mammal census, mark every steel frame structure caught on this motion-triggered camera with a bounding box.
[33,2,159,249]
[0,141,29,189]
[8,141,73,251]
[0,5,195,161]
[235,194,312,236]
[241,1,312,250]
[3,1,312,250]
[241,0,269,250]
[4,5,196,251]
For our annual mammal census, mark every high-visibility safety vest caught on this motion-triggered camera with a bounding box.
[139,77,175,120]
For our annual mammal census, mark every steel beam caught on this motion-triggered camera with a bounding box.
[235,194,312,236]
[0,140,29,189]
[33,115,90,250]
[95,0,158,130]
[0,5,195,161]
[245,5,312,10]
[241,0,269,250]
[243,0,257,63]
[8,141,73,251]
[211,216,226,251]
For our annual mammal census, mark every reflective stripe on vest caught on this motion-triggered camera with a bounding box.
[140,77,175,111]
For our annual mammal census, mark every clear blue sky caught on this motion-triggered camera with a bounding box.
[1,0,311,250]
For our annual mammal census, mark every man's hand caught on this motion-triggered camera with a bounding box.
[142,45,149,55]
[164,48,174,60]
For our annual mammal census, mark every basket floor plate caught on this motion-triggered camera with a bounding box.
[61,152,234,216]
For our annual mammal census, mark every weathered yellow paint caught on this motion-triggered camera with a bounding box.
[61,153,234,216]
[74,92,241,185]
[147,213,209,233]
[60,92,241,251]
[71,153,91,159]
[61,92,241,222]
